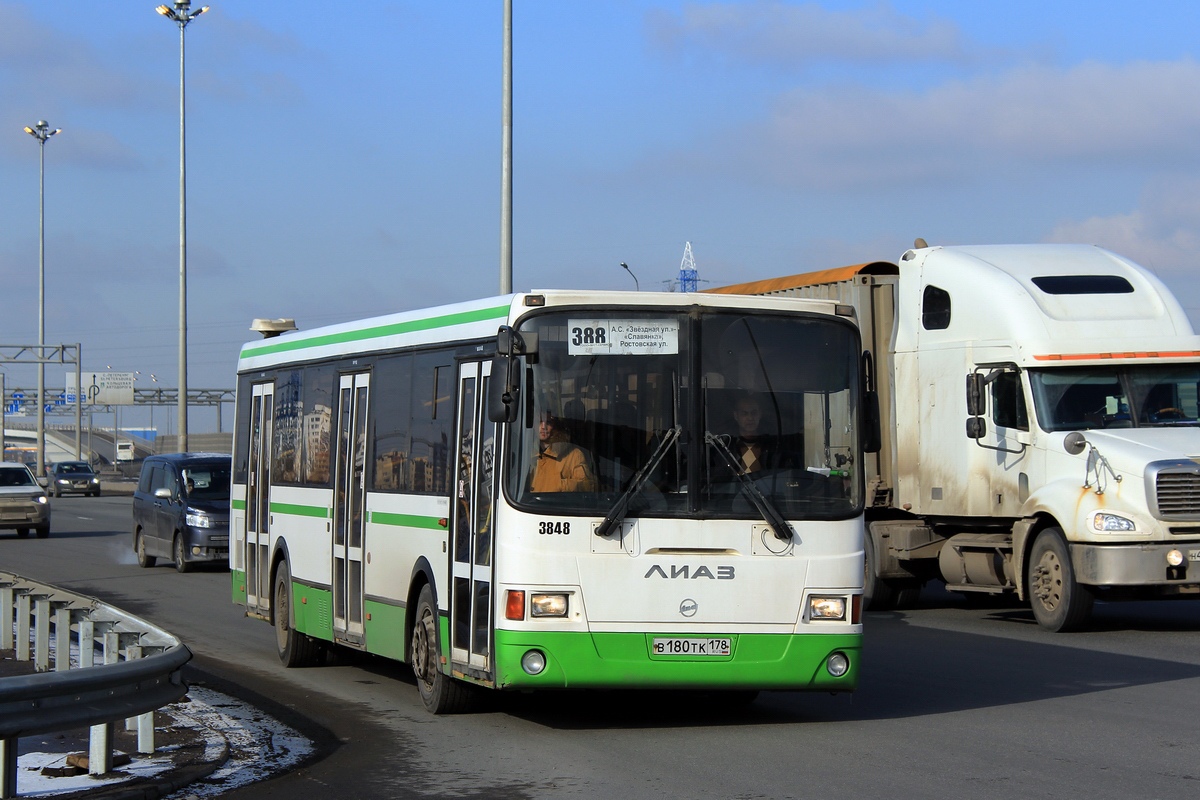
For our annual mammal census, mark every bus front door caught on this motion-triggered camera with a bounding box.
[450,361,496,679]
[332,372,369,646]
[245,382,273,617]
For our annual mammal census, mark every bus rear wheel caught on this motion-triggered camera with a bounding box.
[274,561,322,667]
[411,584,473,714]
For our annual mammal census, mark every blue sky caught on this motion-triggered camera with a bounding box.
[2,1,1200,433]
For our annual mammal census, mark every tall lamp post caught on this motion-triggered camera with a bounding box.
[156,0,208,453]
[499,0,512,294]
[24,120,61,477]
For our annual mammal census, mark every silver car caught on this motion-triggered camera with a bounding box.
[0,462,51,538]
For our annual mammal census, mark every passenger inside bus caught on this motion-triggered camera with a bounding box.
[528,411,596,492]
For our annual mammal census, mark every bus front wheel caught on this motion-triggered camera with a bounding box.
[411,584,473,714]
[274,561,322,667]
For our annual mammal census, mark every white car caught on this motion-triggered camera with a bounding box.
[0,462,51,538]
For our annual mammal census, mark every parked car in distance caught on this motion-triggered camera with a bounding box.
[132,453,231,573]
[0,461,51,538]
[46,460,102,497]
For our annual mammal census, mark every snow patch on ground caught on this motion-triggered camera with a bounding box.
[13,685,314,798]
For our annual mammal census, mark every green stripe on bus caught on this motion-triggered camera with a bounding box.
[231,499,246,510]
[369,511,444,530]
[270,502,331,519]
[492,630,861,691]
[240,304,510,358]
[231,569,246,605]
[364,598,408,662]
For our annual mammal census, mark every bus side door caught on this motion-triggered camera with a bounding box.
[332,372,370,645]
[245,382,273,616]
[450,360,496,678]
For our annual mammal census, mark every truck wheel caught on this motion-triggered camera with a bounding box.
[135,531,156,568]
[1027,528,1093,632]
[274,561,322,667]
[411,584,473,714]
[864,533,896,610]
[864,533,921,611]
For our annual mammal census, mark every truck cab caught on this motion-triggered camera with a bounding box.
[714,243,1200,630]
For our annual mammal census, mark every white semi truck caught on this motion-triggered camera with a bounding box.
[712,243,1200,631]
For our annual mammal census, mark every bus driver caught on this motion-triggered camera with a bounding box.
[529,411,596,492]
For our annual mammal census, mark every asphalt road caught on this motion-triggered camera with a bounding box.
[8,496,1200,799]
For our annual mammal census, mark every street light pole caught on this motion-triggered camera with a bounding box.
[24,120,61,477]
[156,1,208,453]
[620,262,639,292]
[499,0,513,294]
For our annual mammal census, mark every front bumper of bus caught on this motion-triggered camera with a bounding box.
[492,630,861,691]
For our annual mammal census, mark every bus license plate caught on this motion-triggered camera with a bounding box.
[652,637,731,656]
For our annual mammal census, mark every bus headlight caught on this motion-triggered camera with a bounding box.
[1092,512,1136,533]
[530,593,568,617]
[809,595,846,621]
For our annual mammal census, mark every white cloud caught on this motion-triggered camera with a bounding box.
[647,0,977,68]
[659,58,1200,189]
[1047,178,1200,278]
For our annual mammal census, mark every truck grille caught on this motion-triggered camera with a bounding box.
[1152,462,1200,519]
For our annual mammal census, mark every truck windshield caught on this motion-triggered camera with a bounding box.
[504,309,861,520]
[1029,364,1200,431]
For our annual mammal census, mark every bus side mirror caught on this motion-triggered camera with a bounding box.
[487,355,521,423]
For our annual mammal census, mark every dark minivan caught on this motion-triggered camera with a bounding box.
[132,453,231,572]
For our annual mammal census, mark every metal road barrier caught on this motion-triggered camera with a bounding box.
[0,571,191,799]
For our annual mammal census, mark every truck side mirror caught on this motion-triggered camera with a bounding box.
[863,390,882,453]
[966,372,985,416]
[966,416,987,439]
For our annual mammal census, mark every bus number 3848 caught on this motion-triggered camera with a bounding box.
[538,521,571,535]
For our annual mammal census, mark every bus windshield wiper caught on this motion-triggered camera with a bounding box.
[705,432,794,541]
[594,426,681,538]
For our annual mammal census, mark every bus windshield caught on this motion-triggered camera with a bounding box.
[504,309,861,520]
[1029,364,1200,431]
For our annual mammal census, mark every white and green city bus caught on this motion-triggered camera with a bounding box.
[231,289,871,713]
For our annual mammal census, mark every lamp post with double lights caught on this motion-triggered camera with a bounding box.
[24,120,61,477]
[156,0,208,453]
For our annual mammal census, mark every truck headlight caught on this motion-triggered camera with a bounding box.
[530,593,568,617]
[186,510,212,528]
[809,595,847,620]
[1092,512,1136,532]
